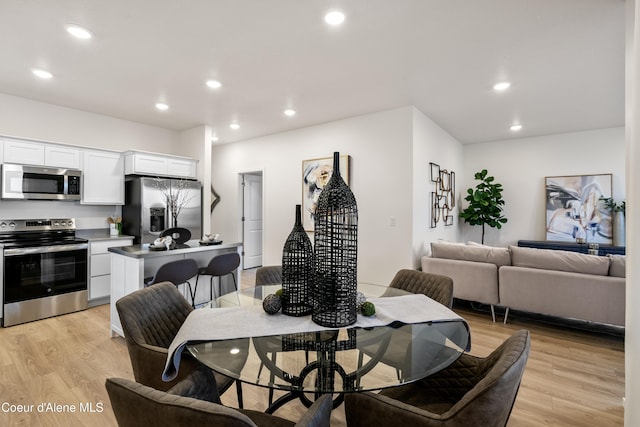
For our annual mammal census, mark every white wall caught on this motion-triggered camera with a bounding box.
[211,107,415,285]
[0,93,176,153]
[412,107,464,263]
[462,127,625,246]
[0,93,179,228]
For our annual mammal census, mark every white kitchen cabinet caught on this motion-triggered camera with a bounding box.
[3,140,45,165]
[89,238,133,302]
[81,150,124,205]
[44,145,81,169]
[168,158,197,178]
[3,139,81,168]
[124,150,197,179]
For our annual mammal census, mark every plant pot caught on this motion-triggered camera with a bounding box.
[613,211,625,247]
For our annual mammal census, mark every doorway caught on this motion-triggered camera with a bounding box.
[241,172,263,269]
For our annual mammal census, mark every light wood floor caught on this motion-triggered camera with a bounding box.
[0,269,624,426]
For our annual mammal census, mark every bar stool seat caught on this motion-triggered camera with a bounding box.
[194,252,241,302]
[145,258,199,307]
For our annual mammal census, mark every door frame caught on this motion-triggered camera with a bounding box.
[237,170,264,270]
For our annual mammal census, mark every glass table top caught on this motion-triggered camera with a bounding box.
[188,283,470,409]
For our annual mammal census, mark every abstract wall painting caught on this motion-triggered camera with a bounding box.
[302,155,350,231]
[545,173,612,244]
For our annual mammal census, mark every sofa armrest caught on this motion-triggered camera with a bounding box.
[421,257,499,305]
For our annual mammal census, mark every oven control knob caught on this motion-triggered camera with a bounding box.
[54,221,59,226]
[8,222,15,228]
[0,222,5,229]
[67,220,74,226]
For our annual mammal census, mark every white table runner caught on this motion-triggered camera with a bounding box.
[163,294,467,381]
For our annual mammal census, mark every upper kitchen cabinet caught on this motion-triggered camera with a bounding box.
[123,150,197,179]
[81,150,124,205]
[3,139,80,169]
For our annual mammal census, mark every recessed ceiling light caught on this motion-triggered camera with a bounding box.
[284,109,296,117]
[155,102,169,111]
[230,348,240,355]
[325,11,345,26]
[510,124,522,131]
[206,80,222,89]
[211,136,219,142]
[493,82,511,91]
[65,24,93,39]
[230,123,240,130]
[32,69,53,79]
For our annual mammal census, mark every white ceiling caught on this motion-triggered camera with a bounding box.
[0,0,625,145]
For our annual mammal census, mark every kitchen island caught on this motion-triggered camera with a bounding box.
[108,241,242,337]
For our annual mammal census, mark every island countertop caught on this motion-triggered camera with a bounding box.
[109,240,243,338]
[108,241,242,259]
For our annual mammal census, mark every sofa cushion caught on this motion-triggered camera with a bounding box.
[608,254,626,277]
[509,246,610,276]
[431,242,511,267]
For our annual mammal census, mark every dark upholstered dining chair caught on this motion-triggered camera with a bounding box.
[345,329,531,427]
[385,269,454,308]
[254,265,284,406]
[115,282,245,407]
[255,265,282,286]
[358,269,455,380]
[106,366,333,427]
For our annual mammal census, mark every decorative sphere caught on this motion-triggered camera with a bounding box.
[263,294,282,314]
[356,292,367,308]
[360,301,376,317]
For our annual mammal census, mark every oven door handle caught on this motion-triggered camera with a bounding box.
[4,243,89,256]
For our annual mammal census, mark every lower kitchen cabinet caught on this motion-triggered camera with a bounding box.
[89,238,133,303]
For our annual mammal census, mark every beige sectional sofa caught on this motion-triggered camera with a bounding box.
[421,242,626,327]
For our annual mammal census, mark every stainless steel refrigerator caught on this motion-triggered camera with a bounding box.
[122,176,202,245]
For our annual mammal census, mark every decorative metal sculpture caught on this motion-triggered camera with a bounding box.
[282,204,313,316]
[312,152,358,327]
[429,162,455,228]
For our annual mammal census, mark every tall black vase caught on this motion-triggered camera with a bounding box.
[312,152,358,327]
[282,204,313,316]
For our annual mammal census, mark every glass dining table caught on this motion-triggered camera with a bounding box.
[187,283,470,413]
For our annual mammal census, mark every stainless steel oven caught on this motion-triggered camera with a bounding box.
[1,219,88,327]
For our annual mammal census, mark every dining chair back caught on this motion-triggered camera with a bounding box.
[255,265,282,286]
[345,329,531,427]
[115,282,240,403]
[145,258,199,307]
[387,269,454,308]
[106,367,332,427]
[195,252,241,301]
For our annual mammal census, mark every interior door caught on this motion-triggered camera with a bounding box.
[242,173,263,269]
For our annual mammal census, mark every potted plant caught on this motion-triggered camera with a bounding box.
[459,169,507,244]
[600,197,626,246]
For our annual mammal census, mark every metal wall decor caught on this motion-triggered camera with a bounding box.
[281,204,313,316]
[312,151,358,328]
[429,162,455,228]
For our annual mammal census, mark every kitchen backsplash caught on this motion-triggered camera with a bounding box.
[0,200,120,229]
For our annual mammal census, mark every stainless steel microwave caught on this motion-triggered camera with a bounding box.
[1,163,81,200]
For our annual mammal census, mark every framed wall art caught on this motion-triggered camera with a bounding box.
[545,173,612,244]
[302,154,350,231]
[429,162,455,228]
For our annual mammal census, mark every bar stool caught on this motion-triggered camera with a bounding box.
[195,252,241,302]
[145,258,199,307]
